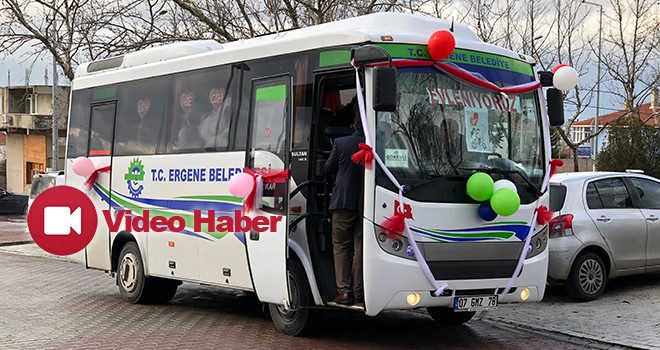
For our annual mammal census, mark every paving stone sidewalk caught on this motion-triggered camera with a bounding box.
[484,274,660,350]
[2,242,656,349]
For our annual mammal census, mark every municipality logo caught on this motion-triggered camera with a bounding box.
[124,158,145,198]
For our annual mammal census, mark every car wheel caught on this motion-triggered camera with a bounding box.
[268,260,320,336]
[117,242,158,304]
[21,204,28,215]
[566,252,607,301]
[426,307,475,325]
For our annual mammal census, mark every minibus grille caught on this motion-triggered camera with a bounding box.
[426,260,519,280]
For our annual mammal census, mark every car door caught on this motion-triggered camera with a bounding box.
[0,188,13,213]
[627,177,660,269]
[244,76,292,305]
[585,177,646,270]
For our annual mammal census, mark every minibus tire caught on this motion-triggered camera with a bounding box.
[426,307,475,324]
[117,242,158,304]
[151,278,179,304]
[269,260,320,336]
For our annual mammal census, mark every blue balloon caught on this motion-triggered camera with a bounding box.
[478,202,498,221]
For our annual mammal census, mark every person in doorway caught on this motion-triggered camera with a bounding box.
[331,95,359,128]
[324,114,365,308]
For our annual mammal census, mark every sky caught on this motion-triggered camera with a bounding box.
[0,8,650,120]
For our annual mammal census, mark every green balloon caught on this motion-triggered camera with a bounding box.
[490,189,521,216]
[466,172,494,201]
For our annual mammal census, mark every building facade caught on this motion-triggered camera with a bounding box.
[0,85,69,193]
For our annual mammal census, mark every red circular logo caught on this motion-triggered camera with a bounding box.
[27,186,98,256]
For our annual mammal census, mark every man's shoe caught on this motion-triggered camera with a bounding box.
[332,292,353,305]
[353,298,365,309]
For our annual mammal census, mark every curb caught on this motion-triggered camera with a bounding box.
[0,240,33,247]
[482,318,643,350]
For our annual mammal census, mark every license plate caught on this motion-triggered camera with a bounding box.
[453,295,498,312]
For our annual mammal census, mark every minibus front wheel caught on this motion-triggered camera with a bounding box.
[269,259,320,336]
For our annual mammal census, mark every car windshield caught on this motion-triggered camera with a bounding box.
[375,66,544,203]
[30,177,56,199]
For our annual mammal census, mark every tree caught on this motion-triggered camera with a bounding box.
[597,113,660,178]
[599,0,660,110]
[170,0,417,41]
[0,0,197,82]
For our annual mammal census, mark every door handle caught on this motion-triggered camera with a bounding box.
[596,216,611,223]
[647,215,659,222]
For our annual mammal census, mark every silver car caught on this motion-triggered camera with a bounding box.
[548,171,660,301]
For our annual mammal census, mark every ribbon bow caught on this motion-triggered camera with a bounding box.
[242,168,290,213]
[381,212,406,239]
[81,165,111,193]
[549,159,564,178]
[536,205,554,225]
[351,143,374,169]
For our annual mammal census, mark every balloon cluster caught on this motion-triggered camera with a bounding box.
[466,173,521,221]
[552,64,579,92]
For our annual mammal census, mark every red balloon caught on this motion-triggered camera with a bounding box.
[428,30,456,61]
[552,63,568,74]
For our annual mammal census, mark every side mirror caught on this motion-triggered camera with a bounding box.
[373,66,397,112]
[538,71,554,87]
[546,88,565,127]
[0,191,7,198]
[352,45,391,66]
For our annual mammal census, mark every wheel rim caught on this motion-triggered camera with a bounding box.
[578,258,604,295]
[276,272,300,321]
[119,252,139,292]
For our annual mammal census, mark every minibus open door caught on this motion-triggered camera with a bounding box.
[244,76,292,306]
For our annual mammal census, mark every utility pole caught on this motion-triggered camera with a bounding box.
[582,0,602,171]
[51,2,59,171]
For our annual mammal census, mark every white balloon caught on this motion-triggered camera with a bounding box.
[493,179,517,193]
[553,66,579,91]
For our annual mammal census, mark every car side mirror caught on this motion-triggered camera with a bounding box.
[0,191,7,198]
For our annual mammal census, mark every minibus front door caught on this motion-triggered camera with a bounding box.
[244,76,292,306]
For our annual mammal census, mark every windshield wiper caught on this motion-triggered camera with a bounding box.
[459,167,543,197]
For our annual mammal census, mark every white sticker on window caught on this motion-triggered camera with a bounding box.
[464,107,493,153]
[385,149,409,168]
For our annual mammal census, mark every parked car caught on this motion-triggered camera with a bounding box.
[0,187,29,215]
[548,171,660,301]
[28,171,65,213]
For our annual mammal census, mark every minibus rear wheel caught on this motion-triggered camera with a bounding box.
[426,307,475,324]
[269,259,320,336]
[117,241,158,304]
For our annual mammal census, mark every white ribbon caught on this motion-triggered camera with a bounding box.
[354,63,447,296]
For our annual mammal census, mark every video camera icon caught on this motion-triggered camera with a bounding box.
[43,206,82,235]
[27,185,98,256]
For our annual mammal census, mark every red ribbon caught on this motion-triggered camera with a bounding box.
[362,59,542,95]
[536,205,554,225]
[549,159,564,178]
[82,165,111,190]
[351,143,374,169]
[242,168,290,213]
[382,212,406,239]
